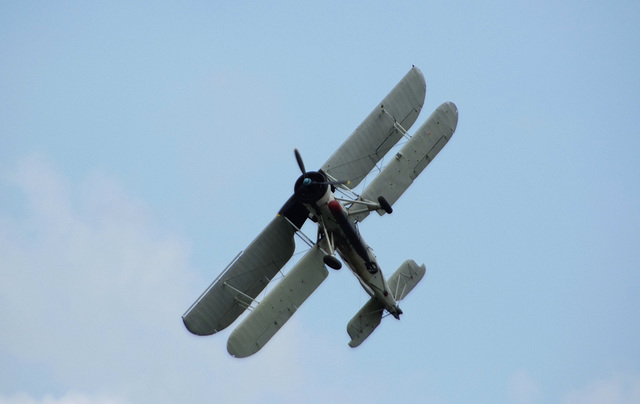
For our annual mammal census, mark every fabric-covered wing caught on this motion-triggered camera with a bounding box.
[321,66,426,188]
[346,297,384,348]
[182,215,296,336]
[349,102,458,222]
[227,246,328,358]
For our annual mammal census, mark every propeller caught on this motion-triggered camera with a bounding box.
[316,179,349,186]
[294,148,306,175]
[293,149,349,187]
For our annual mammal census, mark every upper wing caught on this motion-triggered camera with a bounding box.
[349,102,458,221]
[227,246,328,357]
[182,215,296,336]
[320,66,426,188]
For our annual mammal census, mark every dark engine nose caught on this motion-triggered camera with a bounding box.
[294,171,328,204]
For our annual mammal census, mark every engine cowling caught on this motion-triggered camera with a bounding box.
[294,171,329,204]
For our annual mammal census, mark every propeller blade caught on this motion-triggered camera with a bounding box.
[294,148,349,187]
[294,149,306,175]
[317,180,350,186]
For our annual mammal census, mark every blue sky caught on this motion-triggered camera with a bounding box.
[1,1,639,403]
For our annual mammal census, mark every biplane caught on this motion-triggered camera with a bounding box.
[182,66,459,357]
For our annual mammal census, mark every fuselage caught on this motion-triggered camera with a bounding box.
[298,177,402,318]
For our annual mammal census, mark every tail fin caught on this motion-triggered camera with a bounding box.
[346,259,426,347]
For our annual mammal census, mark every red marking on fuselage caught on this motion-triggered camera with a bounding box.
[328,200,342,213]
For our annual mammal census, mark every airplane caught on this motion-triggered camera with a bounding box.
[182,66,459,358]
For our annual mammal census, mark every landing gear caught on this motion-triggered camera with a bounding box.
[366,262,379,274]
[378,196,393,214]
[323,255,342,270]
[317,216,341,270]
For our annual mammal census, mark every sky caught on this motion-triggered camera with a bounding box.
[1,1,639,403]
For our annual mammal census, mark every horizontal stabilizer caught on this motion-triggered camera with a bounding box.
[227,246,328,358]
[387,260,426,301]
[347,298,385,348]
[347,260,425,348]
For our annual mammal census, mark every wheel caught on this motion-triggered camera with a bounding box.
[323,255,342,270]
[377,196,393,214]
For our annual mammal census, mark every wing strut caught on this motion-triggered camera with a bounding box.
[321,66,426,188]
[380,105,411,140]
[224,281,261,310]
[227,246,329,357]
[281,214,316,249]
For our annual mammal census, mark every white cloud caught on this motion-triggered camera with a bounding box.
[562,373,640,404]
[0,158,214,399]
[0,156,193,396]
[507,370,542,404]
[0,155,333,404]
[0,392,124,404]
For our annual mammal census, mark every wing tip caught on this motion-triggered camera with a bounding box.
[227,335,259,358]
[182,315,218,336]
[438,101,459,133]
